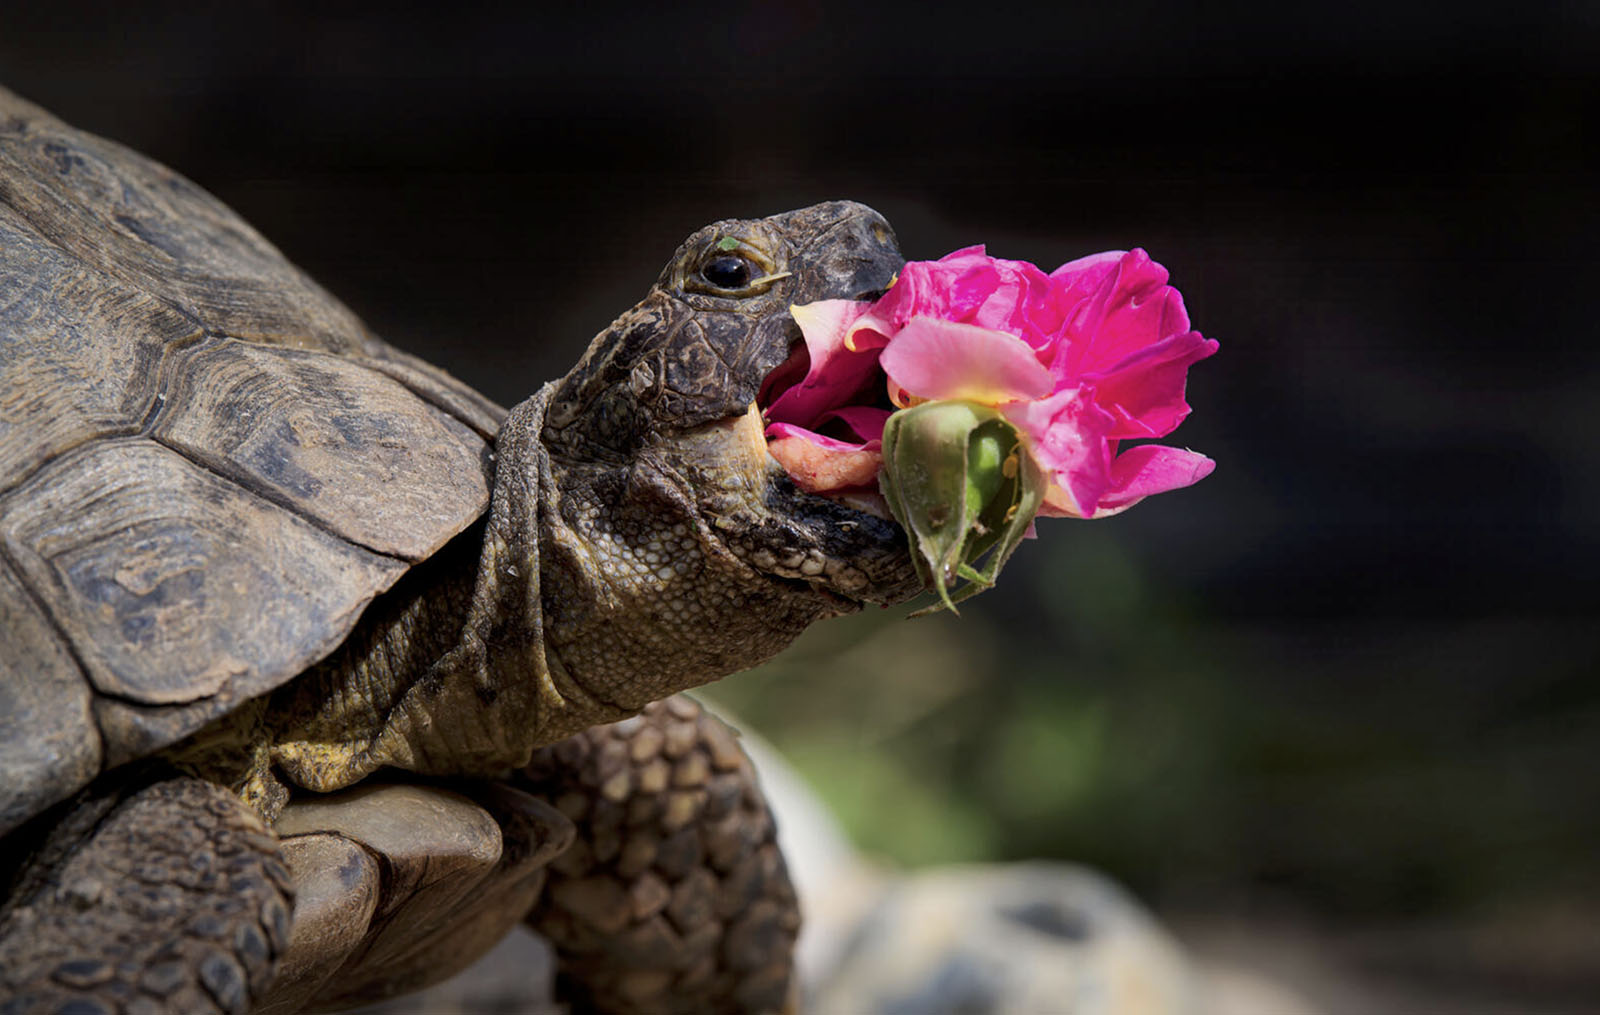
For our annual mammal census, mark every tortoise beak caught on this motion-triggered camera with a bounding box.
[780,201,905,307]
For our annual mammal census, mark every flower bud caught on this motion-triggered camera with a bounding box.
[879,400,1045,613]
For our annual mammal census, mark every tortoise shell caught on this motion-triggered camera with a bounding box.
[0,86,506,834]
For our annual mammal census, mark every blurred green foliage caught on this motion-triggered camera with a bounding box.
[706,527,1228,885]
[704,523,1600,919]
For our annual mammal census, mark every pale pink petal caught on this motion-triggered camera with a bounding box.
[1039,482,1088,519]
[839,311,897,353]
[1002,388,1116,520]
[767,433,883,494]
[790,298,871,337]
[880,317,1053,403]
[1001,388,1105,473]
[764,421,869,451]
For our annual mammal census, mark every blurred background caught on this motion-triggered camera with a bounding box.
[4,2,1597,1009]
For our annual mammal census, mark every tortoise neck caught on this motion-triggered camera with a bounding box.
[266,387,628,794]
[534,434,840,718]
[266,385,837,799]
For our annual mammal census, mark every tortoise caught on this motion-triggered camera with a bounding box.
[0,85,921,1014]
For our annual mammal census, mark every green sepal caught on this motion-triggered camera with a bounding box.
[879,400,1047,616]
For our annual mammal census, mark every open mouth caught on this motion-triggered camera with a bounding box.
[755,301,898,518]
[670,396,914,606]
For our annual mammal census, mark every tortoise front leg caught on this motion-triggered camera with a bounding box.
[0,776,293,1015]
[256,781,572,1013]
[519,697,800,1015]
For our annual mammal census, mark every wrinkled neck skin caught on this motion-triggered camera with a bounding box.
[538,405,852,717]
[253,386,848,815]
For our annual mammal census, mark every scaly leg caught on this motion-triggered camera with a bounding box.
[520,696,799,1015]
[0,776,293,1015]
[257,780,572,1013]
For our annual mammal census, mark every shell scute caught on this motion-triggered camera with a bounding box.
[0,204,200,495]
[0,439,408,710]
[155,339,491,562]
[0,560,100,835]
[0,87,502,823]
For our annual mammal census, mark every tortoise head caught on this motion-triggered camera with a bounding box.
[545,200,902,454]
[530,202,921,708]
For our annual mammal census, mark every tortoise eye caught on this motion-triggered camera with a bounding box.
[684,237,784,298]
[700,254,754,291]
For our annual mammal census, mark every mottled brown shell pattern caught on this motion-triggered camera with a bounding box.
[0,86,503,834]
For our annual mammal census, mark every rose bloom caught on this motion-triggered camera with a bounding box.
[760,245,1218,519]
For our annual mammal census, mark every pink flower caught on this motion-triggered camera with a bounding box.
[762,246,1218,519]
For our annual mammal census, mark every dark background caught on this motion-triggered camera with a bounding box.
[5,2,1598,1007]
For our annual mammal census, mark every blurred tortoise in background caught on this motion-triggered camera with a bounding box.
[0,84,920,1014]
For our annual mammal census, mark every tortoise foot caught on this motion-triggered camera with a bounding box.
[0,777,292,1015]
[257,782,572,1014]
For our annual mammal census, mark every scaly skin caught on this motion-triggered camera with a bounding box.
[245,696,798,1014]
[0,778,294,1015]
[1,202,920,1013]
[521,697,799,1015]
[191,202,920,817]
[2,81,921,1012]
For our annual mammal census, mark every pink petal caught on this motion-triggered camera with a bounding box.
[822,405,891,444]
[1095,444,1215,516]
[971,260,1058,341]
[1050,249,1193,381]
[880,317,1053,404]
[764,421,872,452]
[1088,330,1220,439]
[856,246,988,336]
[765,299,881,429]
[1048,249,1126,294]
[947,262,1002,318]
[879,249,1067,355]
